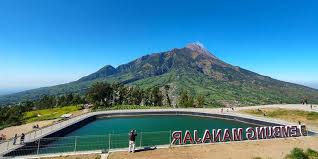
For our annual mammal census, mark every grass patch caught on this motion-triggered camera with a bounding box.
[23,105,82,123]
[240,108,318,130]
[20,105,168,126]
[241,108,318,120]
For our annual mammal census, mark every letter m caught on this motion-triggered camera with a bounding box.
[232,128,243,141]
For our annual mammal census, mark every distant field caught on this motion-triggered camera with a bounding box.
[240,108,318,130]
[23,105,82,123]
[23,105,170,123]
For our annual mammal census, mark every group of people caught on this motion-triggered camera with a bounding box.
[12,133,25,145]
[6,129,139,152]
[33,124,40,129]
[0,133,26,145]
[220,107,235,113]
[5,129,138,152]
[4,129,138,152]
[0,133,25,145]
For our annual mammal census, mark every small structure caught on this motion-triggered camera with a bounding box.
[83,104,93,109]
[60,114,73,119]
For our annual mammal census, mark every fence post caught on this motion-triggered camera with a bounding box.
[74,136,77,153]
[169,130,172,148]
[7,140,10,150]
[139,132,142,148]
[37,139,41,155]
[108,134,111,151]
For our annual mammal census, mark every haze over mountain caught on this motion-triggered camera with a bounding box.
[1,43,318,106]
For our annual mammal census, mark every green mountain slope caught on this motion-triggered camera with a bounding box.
[1,42,318,106]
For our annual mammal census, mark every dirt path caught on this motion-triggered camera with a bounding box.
[0,109,90,139]
[233,104,318,112]
[41,153,100,159]
[0,119,58,139]
[109,136,318,159]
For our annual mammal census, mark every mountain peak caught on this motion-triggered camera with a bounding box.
[77,65,117,82]
[185,42,218,59]
[186,41,205,50]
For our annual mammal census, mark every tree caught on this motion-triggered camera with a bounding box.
[66,93,74,105]
[111,82,124,105]
[20,100,35,112]
[187,96,194,108]
[164,85,171,107]
[143,88,152,106]
[0,106,23,128]
[131,87,143,105]
[72,94,83,105]
[151,87,163,106]
[115,83,127,105]
[86,82,113,107]
[196,96,205,107]
[6,106,23,125]
[58,95,67,106]
[36,95,56,109]
[178,90,196,108]
[178,90,189,107]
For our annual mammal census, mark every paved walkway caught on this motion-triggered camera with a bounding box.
[0,104,317,157]
[233,104,318,112]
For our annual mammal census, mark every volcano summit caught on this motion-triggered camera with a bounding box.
[1,43,318,106]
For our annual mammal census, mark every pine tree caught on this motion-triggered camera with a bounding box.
[143,88,152,106]
[178,90,189,107]
[187,96,194,108]
[151,87,163,106]
[196,96,205,107]
[164,85,171,107]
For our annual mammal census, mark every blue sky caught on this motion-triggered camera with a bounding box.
[0,0,318,93]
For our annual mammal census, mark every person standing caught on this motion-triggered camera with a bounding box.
[20,133,25,144]
[0,134,6,141]
[13,134,17,145]
[128,130,137,153]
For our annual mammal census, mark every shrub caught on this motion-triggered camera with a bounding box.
[306,148,318,158]
[285,148,318,159]
[285,148,308,159]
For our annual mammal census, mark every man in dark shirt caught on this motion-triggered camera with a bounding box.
[128,130,137,153]
[20,133,25,144]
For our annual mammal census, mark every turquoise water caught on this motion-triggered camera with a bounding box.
[13,115,258,156]
[66,115,256,136]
